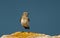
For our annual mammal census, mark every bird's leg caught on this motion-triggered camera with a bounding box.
[21,31,24,32]
[27,29,30,33]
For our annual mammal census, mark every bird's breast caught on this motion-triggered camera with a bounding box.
[21,18,27,24]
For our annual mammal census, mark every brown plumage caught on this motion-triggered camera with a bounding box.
[20,11,30,30]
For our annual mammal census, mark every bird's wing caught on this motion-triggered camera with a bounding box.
[19,17,22,22]
[28,18,30,22]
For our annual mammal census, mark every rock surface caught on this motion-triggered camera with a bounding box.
[1,32,60,38]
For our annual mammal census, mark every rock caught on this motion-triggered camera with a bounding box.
[1,32,60,38]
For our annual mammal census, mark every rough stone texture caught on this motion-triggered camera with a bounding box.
[1,32,60,38]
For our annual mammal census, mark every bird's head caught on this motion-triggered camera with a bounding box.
[23,11,29,17]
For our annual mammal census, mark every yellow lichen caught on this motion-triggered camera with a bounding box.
[11,32,43,38]
[1,32,45,38]
[1,32,60,38]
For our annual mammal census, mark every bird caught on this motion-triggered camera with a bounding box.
[20,11,30,31]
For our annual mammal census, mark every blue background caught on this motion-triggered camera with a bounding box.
[0,0,60,36]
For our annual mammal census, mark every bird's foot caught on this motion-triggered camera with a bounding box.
[21,31,24,32]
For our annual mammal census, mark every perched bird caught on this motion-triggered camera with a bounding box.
[20,11,30,30]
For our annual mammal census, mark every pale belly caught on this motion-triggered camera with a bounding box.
[21,19,27,24]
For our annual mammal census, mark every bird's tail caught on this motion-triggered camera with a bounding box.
[24,26,30,30]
